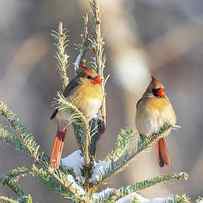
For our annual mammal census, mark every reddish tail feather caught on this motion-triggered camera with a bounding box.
[157,138,170,167]
[50,129,67,169]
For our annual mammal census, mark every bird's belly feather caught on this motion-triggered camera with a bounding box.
[136,97,176,136]
[69,83,103,119]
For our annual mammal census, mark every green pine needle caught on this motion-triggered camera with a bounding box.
[18,195,33,203]
[90,123,178,184]
[0,196,19,203]
[0,166,31,197]
[175,194,191,203]
[0,101,47,163]
[106,129,134,161]
[0,125,24,152]
[31,165,75,199]
[52,22,69,90]
[111,172,188,200]
[56,92,91,167]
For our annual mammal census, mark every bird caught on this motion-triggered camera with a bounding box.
[50,64,104,169]
[136,76,176,167]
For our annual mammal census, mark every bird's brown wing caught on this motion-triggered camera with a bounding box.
[50,76,81,120]
[63,75,81,97]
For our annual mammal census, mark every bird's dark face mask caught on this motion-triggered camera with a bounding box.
[152,88,165,97]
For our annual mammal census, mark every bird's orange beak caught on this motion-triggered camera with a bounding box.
[153,88,165,97]
[92,75,103,85]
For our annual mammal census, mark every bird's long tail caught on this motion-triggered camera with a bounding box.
[50,128,67,169]
[157,138,170,167]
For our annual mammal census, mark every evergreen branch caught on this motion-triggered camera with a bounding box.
[0,166,31,197]
[0,195,33,203]
[14,164,84,201]
[90,0,107,126]
[90,123,174,184]
[2,167,33,201]
[31,162,86,201]
[18,195,32,203]
[2,166,30,180]
[31,165,77,200]
[92,188,116,203]
[0,125,24,152]
[0,174,25,197]
[0,126,49,168]
[0,101,84,200]
[56,93,91,167]
[0,196,19,203]
[74,14,90,72]
[90,0,105,74]
[105,129,134,161]
[111,172,189,200]
[52,22,69,90]
[0,101,48,164]
[48,167,86,201]
[175,194,191,203]
[0,167,32,202]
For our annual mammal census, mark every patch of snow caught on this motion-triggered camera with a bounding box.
[117,193,175,203]
[93,188,116,202]
[62,150,84,183]
[90,160,112,184]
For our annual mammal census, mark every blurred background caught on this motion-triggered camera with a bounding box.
[0,0,203,202]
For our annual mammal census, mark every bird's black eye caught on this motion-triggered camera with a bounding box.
[87,76,92,79]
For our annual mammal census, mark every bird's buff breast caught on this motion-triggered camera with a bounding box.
[136,96,176,136]
[69,81,103,120]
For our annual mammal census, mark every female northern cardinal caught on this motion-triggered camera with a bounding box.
[136,77,176,167]
[50,64,103,169]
